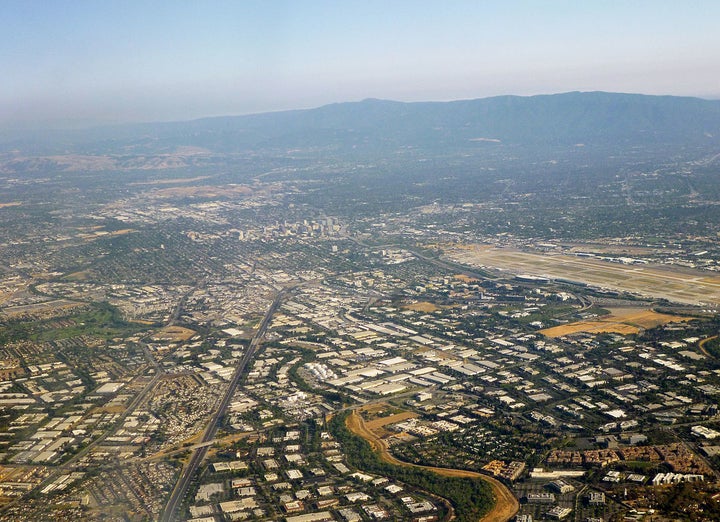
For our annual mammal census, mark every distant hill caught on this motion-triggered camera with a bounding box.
[2,91,720,156]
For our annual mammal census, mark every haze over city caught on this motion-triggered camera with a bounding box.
[4,2,720,522]
[2,0,720,128]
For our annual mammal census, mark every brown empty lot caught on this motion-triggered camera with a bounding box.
[541,308,693,337]
[402,301,440,312]
[150,326,197,342]
[364,411,418,430]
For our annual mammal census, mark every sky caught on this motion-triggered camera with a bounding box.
[2,0,720,129]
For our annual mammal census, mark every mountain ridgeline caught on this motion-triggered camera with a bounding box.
[3,92,720,156]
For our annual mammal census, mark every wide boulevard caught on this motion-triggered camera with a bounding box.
[161,288,288,521]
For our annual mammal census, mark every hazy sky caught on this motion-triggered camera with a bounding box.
[2,0,719,128]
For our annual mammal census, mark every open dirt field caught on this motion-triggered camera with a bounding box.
[364,411,418,430]
[64,270,94,281]
[93,404,127,414]
[402,301,440,312]
[359,403,391,414]
[540,308,693,337]
[542,321,639,337]
[447,246,720,306]
[346,410,519,522]
[150,326,197,342]
[107,229,135,236]
[453,274,480,283]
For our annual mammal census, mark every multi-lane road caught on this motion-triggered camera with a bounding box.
[160,288,287,521]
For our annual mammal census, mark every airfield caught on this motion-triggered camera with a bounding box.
[447,245,720,307]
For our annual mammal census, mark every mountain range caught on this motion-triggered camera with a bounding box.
[2,91,720,157]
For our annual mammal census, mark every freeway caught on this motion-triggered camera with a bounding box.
[160,288,288,521]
